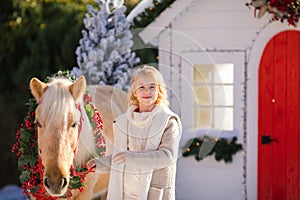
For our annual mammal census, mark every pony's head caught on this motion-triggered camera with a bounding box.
[30,76,86,196]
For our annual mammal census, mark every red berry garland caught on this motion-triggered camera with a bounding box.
[246,0,300,26]
[12,92,106,200]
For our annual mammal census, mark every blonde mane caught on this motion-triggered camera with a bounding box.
[39,77,96,163]
[39,78,78,128]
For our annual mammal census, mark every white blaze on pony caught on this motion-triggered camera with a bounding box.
[29,76,127,199]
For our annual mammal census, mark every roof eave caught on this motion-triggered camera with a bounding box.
[138,0,195,44]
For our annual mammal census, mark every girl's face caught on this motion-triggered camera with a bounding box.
[133,74,159,111]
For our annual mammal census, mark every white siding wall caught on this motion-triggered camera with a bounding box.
[151,0,297,199]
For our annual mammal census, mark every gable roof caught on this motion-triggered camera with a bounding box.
[127,0,195,44]
[127,0,156,23]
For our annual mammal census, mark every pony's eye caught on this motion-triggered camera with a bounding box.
[36,120,42,128]
[71,122,77,128]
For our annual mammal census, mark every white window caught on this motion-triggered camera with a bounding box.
[193,63,234,131]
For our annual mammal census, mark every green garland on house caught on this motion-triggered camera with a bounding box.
[182,136,243,163]
[130,0,177,65]
[131,0,176,28]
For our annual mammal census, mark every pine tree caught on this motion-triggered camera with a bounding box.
[71,0,140,91]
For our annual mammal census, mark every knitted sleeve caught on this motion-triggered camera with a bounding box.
[125,117,181,171]
[94,155,112,174]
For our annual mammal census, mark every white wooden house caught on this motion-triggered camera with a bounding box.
[128,0,300,200]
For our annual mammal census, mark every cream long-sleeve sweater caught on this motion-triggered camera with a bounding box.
[94,105,182,200]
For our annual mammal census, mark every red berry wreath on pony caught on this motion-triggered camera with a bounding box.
[12,71,106,199]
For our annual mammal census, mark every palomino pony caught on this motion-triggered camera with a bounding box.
[29,75,128,199]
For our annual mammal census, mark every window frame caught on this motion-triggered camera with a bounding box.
[193,63,235,131]
[180,51,245,140]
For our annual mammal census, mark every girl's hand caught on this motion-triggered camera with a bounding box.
[87,159,96,172]
[113,151,126,164]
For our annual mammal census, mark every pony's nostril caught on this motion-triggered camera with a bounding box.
[61,177,68,189]
[44,178,50,189]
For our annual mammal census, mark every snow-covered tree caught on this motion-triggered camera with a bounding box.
[71,0,140,91]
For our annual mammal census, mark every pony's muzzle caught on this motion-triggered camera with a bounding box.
[44,176,68,196]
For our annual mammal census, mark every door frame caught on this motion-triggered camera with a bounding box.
[247,23,300,200]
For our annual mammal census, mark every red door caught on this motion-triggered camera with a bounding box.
[258,30,300,200]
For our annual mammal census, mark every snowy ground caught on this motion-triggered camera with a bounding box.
[0,185,26,200]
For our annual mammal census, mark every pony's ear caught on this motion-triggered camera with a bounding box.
[30,78,48,102]
[69,76,86,102]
